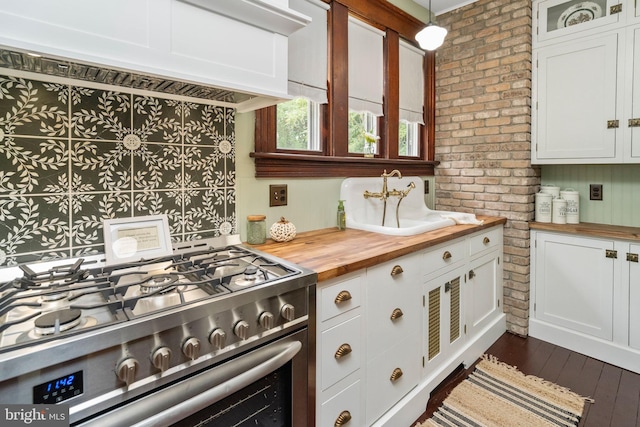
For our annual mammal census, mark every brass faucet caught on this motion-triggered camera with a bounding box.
[363,170,415,227]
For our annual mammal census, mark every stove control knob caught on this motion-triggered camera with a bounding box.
[259,311,274,330]
[116,357,139,386]
[182,337,201,361]
[151,347,172,372]
[209,328,227,349]
[234,320,250,340]
[281,304,295,321]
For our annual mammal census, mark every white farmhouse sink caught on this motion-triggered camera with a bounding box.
[340,176,479,236]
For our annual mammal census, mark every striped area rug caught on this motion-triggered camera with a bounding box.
[418,355,592,427]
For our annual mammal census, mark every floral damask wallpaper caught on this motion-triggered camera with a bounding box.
[0,73,236,267]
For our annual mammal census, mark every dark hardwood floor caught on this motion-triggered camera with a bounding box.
[411,332,640,427]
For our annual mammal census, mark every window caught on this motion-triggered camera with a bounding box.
[276,98,321,152]
[399,120,419,157]
[252,0,437,177]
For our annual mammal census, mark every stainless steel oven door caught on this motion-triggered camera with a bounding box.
[75,328,308,427]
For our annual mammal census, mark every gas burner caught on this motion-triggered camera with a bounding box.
[139,274,178,295]
[34,309,82,335]
[39,291,69,302]
[243,266,259,281]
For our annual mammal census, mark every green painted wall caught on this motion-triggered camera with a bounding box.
[541,165,640,227]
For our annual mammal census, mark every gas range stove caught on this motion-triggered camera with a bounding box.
[0,236,316,425]
[0,238,301,353]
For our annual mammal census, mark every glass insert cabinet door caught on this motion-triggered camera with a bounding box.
[535,0,624,43]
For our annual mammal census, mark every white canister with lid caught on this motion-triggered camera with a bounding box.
[540,184,560,199]
[535,192,552,223]
[552,198,567,224]
[560,188,579,224]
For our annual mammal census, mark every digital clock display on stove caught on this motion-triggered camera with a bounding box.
[33,371,83,404]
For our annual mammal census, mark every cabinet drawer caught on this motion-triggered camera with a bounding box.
[367,291,421,358]
[320,380,362,427]
[469,227,502,257]
[321,315,362,390]
[423,239,466,275]
[366,334,421,425]
[320,274,363,322]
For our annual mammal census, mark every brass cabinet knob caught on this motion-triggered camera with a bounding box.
[334,410,352,426]
[469,269,476,279]
[442,251,452,260]
[390,308,404,320]
[390,265,404,276]
[334,290,352,304]
[390,367,403,382]
[334,343,352,359]
[483,236,491,245]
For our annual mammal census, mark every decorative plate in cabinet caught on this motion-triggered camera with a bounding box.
[534,0,624,46]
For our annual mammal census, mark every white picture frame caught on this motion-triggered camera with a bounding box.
[103,214,172,265]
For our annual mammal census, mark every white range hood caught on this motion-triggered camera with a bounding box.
[0,0,311,112]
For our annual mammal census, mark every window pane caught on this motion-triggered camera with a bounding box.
[348,111,378,154]
[399,120,419,157]
[276,98,320,151]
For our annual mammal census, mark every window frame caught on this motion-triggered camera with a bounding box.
[252,0,438,178]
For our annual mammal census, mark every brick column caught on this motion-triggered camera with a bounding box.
[433,0,538,336]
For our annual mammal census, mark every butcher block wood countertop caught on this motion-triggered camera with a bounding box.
[249,215,506,282]
[530,221,640,242]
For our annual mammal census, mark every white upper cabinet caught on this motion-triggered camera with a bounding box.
[533,32,622,163]
[0,0,311,112]
[534,0,626,47]
[532,0,640,164]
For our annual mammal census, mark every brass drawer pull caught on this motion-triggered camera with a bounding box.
[607,120,619,129]
[606,249,618,259]
[334,343,352,359]
[628,253,639,263]
[390,367,403,382]
[334,290,352,304]
[483,236,491,245]
[442,251,452,260]
[390,308,404,320]
[335,410,352,426]
[391,265,404,276]
[610,4,622,14]
[629,118,640,127]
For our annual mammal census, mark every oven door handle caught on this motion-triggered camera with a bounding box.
[132,340,302,427]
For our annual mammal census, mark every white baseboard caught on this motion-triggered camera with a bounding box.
[530,318,640,374]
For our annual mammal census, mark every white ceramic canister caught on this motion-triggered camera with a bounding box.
[540,184,560,199]
[535,192,552,223]
[552,197,567,224]
[560,188,579,224]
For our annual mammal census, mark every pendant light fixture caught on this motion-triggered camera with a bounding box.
[415,0,447,51]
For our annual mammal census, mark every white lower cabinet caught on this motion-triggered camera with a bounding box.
[423,266,466,373]
[365,253,422,425]
[629,244,640,349]
[467,228,503,340]
[530,230,640,373]
[316,271,365,427]
[316,226,506,426]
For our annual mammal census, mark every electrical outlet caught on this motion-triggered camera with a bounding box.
[269,184,288,206]
[589,184,603,201]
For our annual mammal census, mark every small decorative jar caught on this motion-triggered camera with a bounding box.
[246,215,266,244]
[270,217,297,242]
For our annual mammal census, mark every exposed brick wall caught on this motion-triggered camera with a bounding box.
[433,0,538,336]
